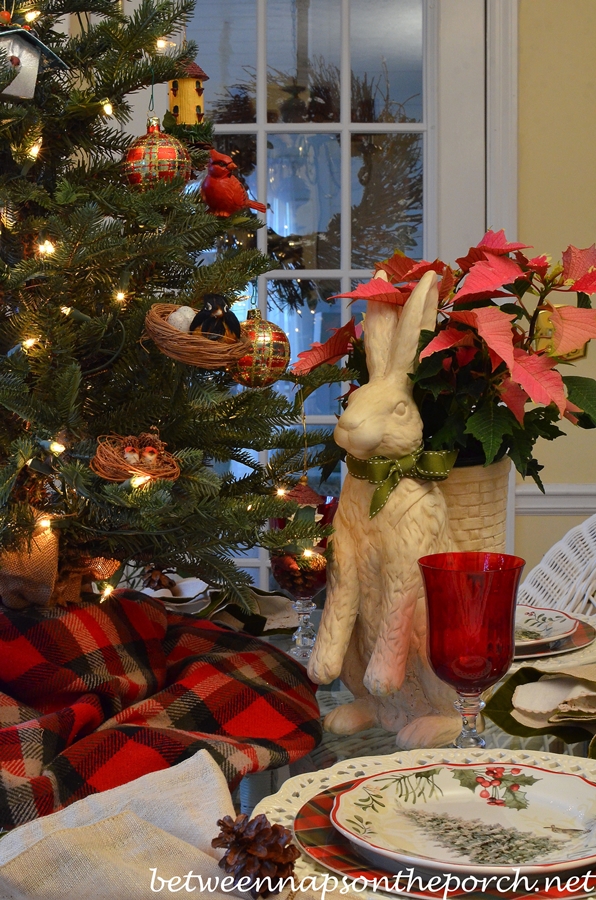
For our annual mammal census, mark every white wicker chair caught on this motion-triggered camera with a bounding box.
[517,514,596,615]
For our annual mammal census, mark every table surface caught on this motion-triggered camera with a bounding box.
[265,611,596,779]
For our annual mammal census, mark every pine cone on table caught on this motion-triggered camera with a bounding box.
[212,813,300,898]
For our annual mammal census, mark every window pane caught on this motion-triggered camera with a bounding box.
[267,134,341,269]
[190,0,256,123]
[351,0,423,123]
[351,132,423,268]
[267,0,341,123]
[267,279,341,416]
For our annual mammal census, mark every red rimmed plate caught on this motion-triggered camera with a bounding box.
[293,778,596,899]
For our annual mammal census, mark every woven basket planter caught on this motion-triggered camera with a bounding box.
[439,457,511,553]
[144,303,252,369]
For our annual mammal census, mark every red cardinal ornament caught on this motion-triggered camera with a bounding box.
[201,149,266,217]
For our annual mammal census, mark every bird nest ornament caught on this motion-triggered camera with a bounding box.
[90,432,180,483]
[144,303,252,369]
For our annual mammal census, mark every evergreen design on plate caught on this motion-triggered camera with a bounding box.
[452,766,538,811]
[515,609,565,642]
[344,814,375,836]
[401,808,566,866]
[353,768,443,814]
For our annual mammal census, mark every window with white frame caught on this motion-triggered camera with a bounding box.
[180,0,502,585]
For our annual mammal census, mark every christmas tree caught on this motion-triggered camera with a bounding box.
[0,0,344,608]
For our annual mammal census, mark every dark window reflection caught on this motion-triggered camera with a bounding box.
[191,0,257,123]
[351,133,423,268]
[267,0,341,123]
[351,0,423,123]
[267,134,341,269]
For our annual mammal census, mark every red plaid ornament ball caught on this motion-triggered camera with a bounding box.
[231,309,290,388]
[124,117,191,188]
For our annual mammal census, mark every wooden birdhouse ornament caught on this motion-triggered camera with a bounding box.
[168,61,209,125]
[0,27,66,100]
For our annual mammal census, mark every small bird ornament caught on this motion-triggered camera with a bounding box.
[141,446,159,468]
[201,148,267,217]
[189,294,241,341]
[123,446,140,465]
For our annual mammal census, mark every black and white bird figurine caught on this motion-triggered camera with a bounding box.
[189,294,241,341]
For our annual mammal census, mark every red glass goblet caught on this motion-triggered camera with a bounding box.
[419,551,525,749]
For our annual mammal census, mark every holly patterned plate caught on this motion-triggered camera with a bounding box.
[515,606,579,648]
[331,763,596,878]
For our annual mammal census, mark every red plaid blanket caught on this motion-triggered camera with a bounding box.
[0,590,321,828]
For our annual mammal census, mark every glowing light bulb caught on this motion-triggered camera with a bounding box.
[38,517,51,530]
[27,138,42,159]
[302,548,314,558]
[131,474,151,488]
[100,584,114,601]
[24,9,40,20]
[115,291,125,302]
[156,38,167,49]
[38,239,55,255]
[246,504,253,511]
[102,100,113,116]
[61,306,72,315]
[49,441,65,454]
[23,338,37,349]
[276,487,287,497]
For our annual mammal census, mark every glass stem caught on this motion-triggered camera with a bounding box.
[454,692,486,749]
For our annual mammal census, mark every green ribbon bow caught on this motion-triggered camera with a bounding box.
[346,447,458,518]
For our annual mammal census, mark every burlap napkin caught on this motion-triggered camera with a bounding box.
[512,662,596,729]
[0,751,362,900]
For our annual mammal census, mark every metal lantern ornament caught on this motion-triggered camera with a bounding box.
[0,24,66,100]
[124,117,192,188]
[231,309,290,388]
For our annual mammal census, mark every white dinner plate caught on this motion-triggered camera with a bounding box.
[331,761,596,878]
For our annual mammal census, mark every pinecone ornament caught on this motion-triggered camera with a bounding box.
[212,813,300,898]
[142,566,176,591]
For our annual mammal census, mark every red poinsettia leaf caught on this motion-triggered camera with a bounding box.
[524,254,550,278]
[477,229,532,255]
[562,244,596,283]
[455,252,525,302]
[568,270,596,294]
[499,376,529,424]
[549,304,596,356]
[438,266,456,302]
[375,251,418,283]
[455,247,486,274]
[403,259,446,281]
[330,278,407,305]
[449,306,516,371]
[419,327,468,360]
[511,349,566,415]
[455,346,478,367]
[451,290,514,306]
[291,319,357,375]
[487,347,503,371]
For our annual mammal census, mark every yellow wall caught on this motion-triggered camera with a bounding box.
[515,0,596,565]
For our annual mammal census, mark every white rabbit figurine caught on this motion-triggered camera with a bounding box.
[307,270,462,749]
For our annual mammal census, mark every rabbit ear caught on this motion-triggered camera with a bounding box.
[364,271,399,379]
[388,270,439,378]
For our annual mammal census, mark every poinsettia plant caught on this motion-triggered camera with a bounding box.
[291,231,596,488]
